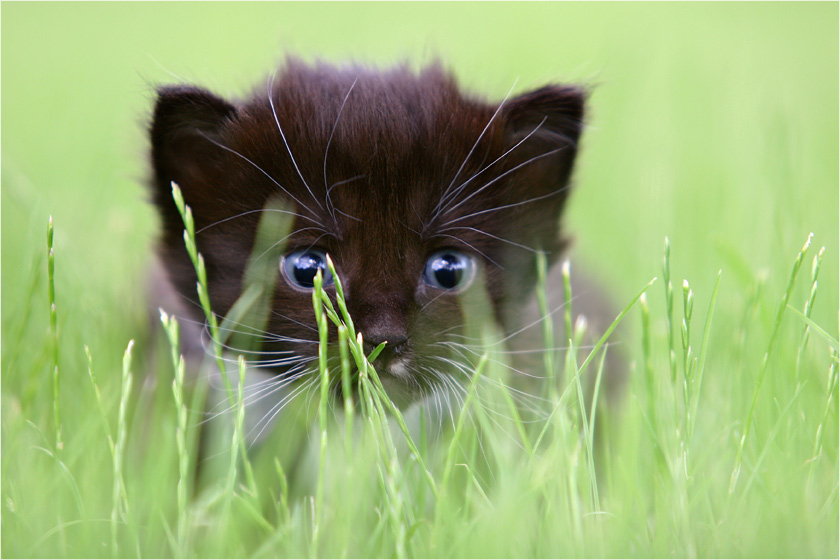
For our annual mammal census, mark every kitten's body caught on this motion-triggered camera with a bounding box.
[149,60,616,427]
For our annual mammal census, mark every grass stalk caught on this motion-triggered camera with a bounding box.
[170,183,230,398]
[533,277,657,452]
[440,354,488,491]
[663,237,678,384]
[795,246,826,381]
[111,339,134,556]
[680,279,695,472]
[730,232,813,493]
[171,181,256,495]
[568,336,600,512]
[273,458,291,525]
[535,252,556,397]
[311,271,330,554]
[689,270,722,444]
[222,356,248,517]
[84,346,129,518]
[160,311,190,554]
[338,325,354,456]
[47,216,62,451]
[321,255,439,499]
[812,356,839,460]
[639,293,662,455]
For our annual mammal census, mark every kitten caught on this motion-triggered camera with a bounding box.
[149,59,602,419]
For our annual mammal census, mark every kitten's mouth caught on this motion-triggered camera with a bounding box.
[385,357,411,379]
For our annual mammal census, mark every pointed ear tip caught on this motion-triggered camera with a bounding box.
[550,85,588,109]
[154,84,202,103]
[152,84,235,112]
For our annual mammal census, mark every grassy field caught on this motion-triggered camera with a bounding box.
[2,2,837,557]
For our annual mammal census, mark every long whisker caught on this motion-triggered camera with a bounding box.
[441,183,570,228]
[437,116,548,220]
[442,146,565,218]
[250,376,319,444]
[323,77,358,220]
[196,132,316,217]
[439,226,538,253]
[430,233,502,269]
[432,79,519,220]
[325,174,365,224]
[267,73,323,210]
[249,228,332,266]
[196,208,315,235]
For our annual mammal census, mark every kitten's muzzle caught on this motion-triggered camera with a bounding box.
[363,333,411,380]
[363,334,409,359]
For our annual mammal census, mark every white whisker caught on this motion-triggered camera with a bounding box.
[267,73,323,210]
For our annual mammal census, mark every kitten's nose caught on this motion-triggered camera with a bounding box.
[363,333,409,358]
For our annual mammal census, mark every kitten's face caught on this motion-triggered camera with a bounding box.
[151,61,584,404]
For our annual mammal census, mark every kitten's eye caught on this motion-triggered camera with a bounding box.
[423,250,475,291]
[282,249,333,290]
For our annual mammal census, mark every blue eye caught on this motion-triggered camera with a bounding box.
[423,250,475,291]
[282,249,333,289]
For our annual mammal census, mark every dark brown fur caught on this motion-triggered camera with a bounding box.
[150,60,585,405]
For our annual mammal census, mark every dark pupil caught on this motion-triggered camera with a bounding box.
[432,254,464,289]
[293,253,325,288]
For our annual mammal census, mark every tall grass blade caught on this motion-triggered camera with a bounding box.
[730,232,813,493]
[46,216,62,451]
[663,237,677,383]
[535,252,556,397]
[112,339,134,556]
[170,181,256,494]
[795,247,826,380]
[311,270,330,555]
[160,311,190,554]
[689,270,722,444]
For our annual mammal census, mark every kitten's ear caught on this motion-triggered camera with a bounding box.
[502,85,586,188]
[149,85,237,200]
[150,85,237,235]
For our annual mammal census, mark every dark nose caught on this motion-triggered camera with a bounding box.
[363,332,409,359]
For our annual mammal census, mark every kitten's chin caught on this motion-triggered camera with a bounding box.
[376,367,422,410]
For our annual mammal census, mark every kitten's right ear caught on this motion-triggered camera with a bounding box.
[150,85,237,201]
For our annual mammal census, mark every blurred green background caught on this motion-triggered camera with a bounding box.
[3,2,836,336]
[2,3,837,556]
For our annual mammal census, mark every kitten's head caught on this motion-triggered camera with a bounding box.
[150,60,584,404]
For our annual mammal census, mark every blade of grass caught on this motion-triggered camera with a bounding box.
[84,346,129,518]
[639,293,664,460]
[533,277,657,453]
[170,182,230,397]
[46,216,62,451]
[663,237,678,384]
[160,311,190,554]
[338,325,354,457]
[787,307,839,353]
[171,181,256,495]
[730,232,813,493]
[440,354,488,491]
[795,247,827,381]
[535,252,557,398]
[320,255,438,499]
[689,270,722,444]
[25,421,85,518]
[112,339,134,556]
[568,336,599,513]
[311,270,330,556]
[812,356,839,460]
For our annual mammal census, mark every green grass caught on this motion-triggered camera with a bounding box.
[2,2,838,558]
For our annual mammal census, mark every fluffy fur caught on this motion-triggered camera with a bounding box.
[150,59,585,407]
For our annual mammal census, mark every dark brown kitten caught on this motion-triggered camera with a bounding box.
[150,60,585,407]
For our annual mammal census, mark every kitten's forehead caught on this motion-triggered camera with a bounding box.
[248,63,496,174]
[235,63,504,228]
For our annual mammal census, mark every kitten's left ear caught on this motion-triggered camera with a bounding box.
[502,85,586,188]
